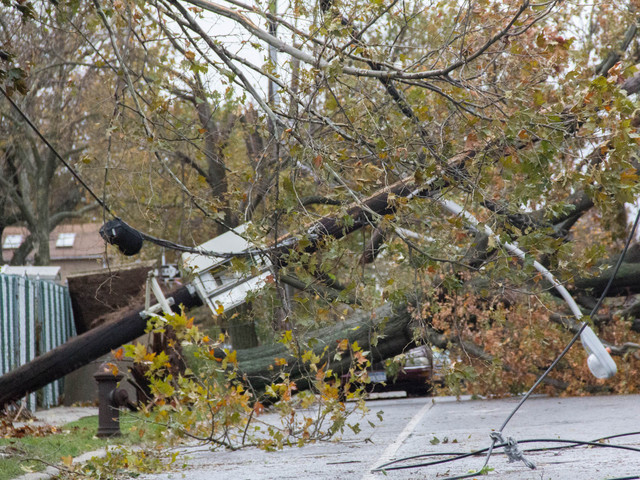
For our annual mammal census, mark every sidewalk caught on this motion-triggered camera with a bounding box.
[10,406,100,480]
[32,406,98,426]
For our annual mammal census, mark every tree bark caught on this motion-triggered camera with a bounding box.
[271,151,472,260]
[571,262,640,297]
[360,226,386,265]
[233,302,416,394]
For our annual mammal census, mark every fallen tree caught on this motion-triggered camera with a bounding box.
[2,168,640,408]
[572,262,640,297]
[232,301,415,393]
[0,287,415,408]
[0,155,458,410]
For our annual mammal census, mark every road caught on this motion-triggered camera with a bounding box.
[137,394,640,480]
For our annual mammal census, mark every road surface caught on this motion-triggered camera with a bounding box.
[137,394,640,480]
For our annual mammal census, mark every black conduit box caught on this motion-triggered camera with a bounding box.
[99,218,144,256]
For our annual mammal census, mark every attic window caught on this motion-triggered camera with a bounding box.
[3,234,23,249]
[56,232,76,248]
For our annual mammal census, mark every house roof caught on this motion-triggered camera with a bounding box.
[2,223,106,263]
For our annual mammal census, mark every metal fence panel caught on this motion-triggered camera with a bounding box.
[0,274,76,409]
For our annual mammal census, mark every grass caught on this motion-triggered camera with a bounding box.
[0,413,147,480]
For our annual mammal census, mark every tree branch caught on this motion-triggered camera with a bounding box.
[48,202,100,226]
[178,0,539,81]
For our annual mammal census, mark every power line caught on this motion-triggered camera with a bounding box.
[372,205,640,478]
[0,86,268,259]
[0,86,117,218]
[491,203,640,437]
[374,432,640,480]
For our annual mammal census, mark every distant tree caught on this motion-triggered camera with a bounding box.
[0,5,106,264]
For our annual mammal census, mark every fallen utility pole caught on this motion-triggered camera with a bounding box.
[0,286,202,408]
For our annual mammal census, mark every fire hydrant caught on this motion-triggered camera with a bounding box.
[93,362,128,437]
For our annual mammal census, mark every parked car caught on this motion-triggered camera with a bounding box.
[342,346,449,397]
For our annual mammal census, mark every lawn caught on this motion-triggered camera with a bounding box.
[0,413,144,480]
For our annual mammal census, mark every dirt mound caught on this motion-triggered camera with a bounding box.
[67,265,154,333]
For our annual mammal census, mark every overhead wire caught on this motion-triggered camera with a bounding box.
[0,85,275,260]
[482,201,640,460]
[369,202,640,479]
[0,86,117,218]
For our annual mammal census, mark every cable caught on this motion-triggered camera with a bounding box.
[1,85,273,260]
[448,201,640,473]
[373,434,640,477]
[0,86,117,218]
[491,202,640,438]
[99,217,278,259]
[370,201,640,478]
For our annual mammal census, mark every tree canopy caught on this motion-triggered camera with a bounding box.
[3,0,640,420]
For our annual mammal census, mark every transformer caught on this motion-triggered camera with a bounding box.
[181,224,273,315]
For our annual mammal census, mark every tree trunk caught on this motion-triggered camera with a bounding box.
[227,320,260,349]
[33,221,50,265]
[0,290,416,408]
[571,262,640,297]
[226,302,416,393]
[226,303,260,349]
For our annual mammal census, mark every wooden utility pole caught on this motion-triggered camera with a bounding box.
[0,286,201,407]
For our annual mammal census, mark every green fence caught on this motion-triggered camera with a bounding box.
[0,274,76,410]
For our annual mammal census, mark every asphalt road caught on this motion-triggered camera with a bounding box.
[137,394,640,480]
